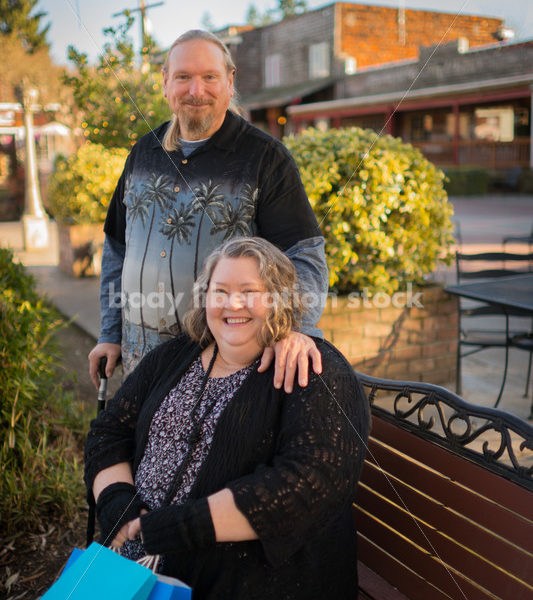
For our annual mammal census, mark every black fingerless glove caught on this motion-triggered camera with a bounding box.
[96,482,149,545]
[140,498,215,555]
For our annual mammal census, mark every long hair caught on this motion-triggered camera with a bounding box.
[183,237,303,348]
[161,30,241,152]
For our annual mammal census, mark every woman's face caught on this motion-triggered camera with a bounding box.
[206,256,270,355]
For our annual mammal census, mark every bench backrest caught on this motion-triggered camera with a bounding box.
[354,373,533,600]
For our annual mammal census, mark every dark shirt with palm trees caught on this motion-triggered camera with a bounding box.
[101,111,328,376]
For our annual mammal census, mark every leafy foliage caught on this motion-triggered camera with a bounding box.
[0,249,87,533]
[0,0,64,106]
[278,0,308,18]
[284,127,454,294]
[519,168,533,194]
[47,143,128,224]
[444,166,490,196]
[246,0,307,26]
[0,0,49,52]
[0,32,64,104]
[63,18,170,149]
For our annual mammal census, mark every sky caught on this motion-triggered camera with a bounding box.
[39,0,533,65]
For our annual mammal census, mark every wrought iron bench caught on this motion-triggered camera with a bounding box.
[354,373,533,600]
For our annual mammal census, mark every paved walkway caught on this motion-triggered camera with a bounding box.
[1,194,532,420]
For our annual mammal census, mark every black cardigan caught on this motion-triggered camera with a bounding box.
[85,336,370,599]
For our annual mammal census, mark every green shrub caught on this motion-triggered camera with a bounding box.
[443,166,490,196]
[519,168,533,193]
[284,127,454,294]
[47,143,128,224]
[0,249,87,533]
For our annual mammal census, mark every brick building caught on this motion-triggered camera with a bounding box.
[228,2,504,137]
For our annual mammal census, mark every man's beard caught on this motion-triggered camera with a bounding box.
[178,99,214,138]
[181,112,214,138]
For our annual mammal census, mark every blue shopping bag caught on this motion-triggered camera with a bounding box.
[42,542,157,600]
[133,555,192,600]
[149,574,192,600]
[59,545,192,600]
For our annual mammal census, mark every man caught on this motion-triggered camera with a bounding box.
[89,30,328,393]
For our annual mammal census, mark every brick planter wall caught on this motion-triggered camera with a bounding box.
[318,285,458,385]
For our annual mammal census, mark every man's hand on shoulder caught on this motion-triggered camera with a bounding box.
[258,331,322,394]
[89,342,121,389]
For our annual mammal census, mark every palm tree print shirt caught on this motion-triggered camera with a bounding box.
[101,111,328,375]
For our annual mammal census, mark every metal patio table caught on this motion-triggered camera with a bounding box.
[445,274,533,411]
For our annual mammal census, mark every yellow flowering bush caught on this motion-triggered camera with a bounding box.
[284,127,455,294]
[48,143,128,224]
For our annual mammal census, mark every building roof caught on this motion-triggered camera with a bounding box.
[242,77,337,111]
[287,40,533,118]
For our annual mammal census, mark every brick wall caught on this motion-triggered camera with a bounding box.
[318,285,458,385]
[338,3,503,70]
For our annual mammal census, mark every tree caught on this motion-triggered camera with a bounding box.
[0,32,63,103]
[0,0,62,105]
[63,18,171,149]
[200,11,216,32]
[279,0,307,18]
[245,3,274,26]
[0,0,49,52]
[245,0,306,26]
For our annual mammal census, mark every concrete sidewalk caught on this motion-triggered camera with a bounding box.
[1,193,532,420]
[0,221,101,339]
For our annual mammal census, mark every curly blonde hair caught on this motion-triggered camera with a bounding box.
[183,237,302,347]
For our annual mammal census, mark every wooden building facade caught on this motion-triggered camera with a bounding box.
[286,40,533,169]
[230,2,505,140]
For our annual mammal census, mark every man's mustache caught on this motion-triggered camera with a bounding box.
[180,97,213,106]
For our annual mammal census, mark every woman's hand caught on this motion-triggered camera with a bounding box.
[111,511,146,548]
[94,480,149,546]
[127,516,142,541]
[110,521,131,549]
[258,331,322,393]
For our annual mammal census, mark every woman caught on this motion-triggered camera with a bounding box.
[85,237,370,599]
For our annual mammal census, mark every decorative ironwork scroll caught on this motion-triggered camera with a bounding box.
[356,372,533,490]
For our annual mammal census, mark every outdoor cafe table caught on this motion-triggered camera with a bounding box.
[445,274,533,314]
[445,273,533,410]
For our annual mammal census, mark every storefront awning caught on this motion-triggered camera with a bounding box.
[242,77,337,111]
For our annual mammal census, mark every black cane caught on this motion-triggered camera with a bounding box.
[87,356,109,546]
[97,356,108,413]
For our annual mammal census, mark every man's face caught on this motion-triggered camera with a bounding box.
[163,39,234,141]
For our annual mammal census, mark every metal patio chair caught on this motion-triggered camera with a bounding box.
[455,251,533,407]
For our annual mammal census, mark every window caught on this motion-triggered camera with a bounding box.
[474,107,514,142]
[309,42,329,79]
[344,57,357,75]
[265,54,281,88]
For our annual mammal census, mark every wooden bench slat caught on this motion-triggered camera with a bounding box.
[357,561,411,600]
[355,376,533,599]
[363,438,533,554]
[355,486,533,596]
[357,515,495,600]
[358,463,533,582]
[369,417,533,518]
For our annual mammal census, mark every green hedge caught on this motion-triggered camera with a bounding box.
[519,168,533,193]
[443,167,490,196]
[0,249,86,533]
[284,127,454,294]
